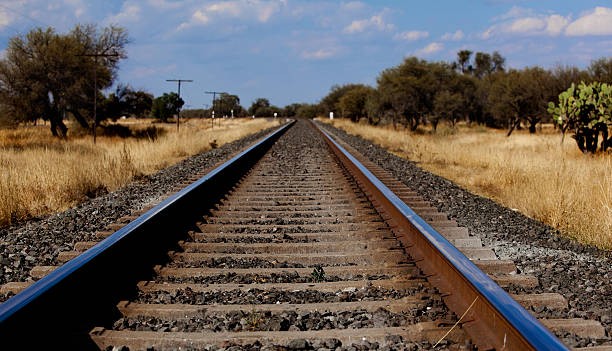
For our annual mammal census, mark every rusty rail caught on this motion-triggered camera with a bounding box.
[315,122,568,351]
[0,121,294,348]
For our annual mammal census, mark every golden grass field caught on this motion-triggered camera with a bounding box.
[321,118,612,250]
[0,118,279,228]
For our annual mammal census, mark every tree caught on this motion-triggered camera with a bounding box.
[487,67,555,135]
[474,52,492,79]
[216,93,243,117]
[337,85,376,122]
[455,50,473,74]
[433,91,465,130]
[319,84,366,118]
[100,84,152,120]
[551,64,590,95]
[0,24,128,137]
[364,90,383,125]
[283,103,306,117]
[377,57,454,131]
[491,51,506,73]
[151,92,184,123]
[588,57,612,84]
[126,89,154,117]
[548,82,612,153]
[248,98,271,117]
[295,104,318,119]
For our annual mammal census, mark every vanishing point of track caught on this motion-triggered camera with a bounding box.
[0,120,605,350]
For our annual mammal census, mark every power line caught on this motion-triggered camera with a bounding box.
[0,3,52,29]
[205,91,226,116]
[205,91,226,128]
[76,52,119,144]
[167,79,193,132]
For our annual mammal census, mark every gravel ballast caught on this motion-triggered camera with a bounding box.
[0,125,281,291]
[137,286,433,305]
[318,121,612,345]
[112,305,451,333]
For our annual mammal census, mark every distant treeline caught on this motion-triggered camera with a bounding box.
[316,50,612,137]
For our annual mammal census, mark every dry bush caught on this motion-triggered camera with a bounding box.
[321,118,612,249]
[0,118,279,227]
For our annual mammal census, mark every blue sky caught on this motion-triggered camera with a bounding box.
[2,1,612,109]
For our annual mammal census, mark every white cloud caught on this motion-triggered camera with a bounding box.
[0,9,11,29]
[343,13,394,34]
[301,48,337,60]
[482,10,570,38]
[178,0,284,30]
[546,14,570,36]
[105,5,141,24]
[290,36,342,60]
[341,1,365,11]
[192,10,210,25]
[566,7,612,36]
[207,2,243,18]
[414,42,443,56]
[129,64,176,79]
[507,17,545,33]
[441,30,464,41]
[505,15,568,36]
[492,6,535,22]
[480,26,496,39]
[147,0,183,10]
[395,30,429,41]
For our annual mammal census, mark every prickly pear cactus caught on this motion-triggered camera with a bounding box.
[548,81,612,153]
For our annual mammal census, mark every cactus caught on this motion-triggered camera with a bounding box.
[548,81,612,153]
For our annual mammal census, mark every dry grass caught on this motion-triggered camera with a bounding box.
[0,118,280,228]
[320,118,612,250]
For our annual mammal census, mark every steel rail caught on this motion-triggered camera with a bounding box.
[315,122,568,351]
[0,120,294,348]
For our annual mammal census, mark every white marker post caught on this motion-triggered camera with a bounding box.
[274,112,277,119]
[330,112,334,120]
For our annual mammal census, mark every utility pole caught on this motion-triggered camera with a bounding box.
[76,52,119,144]
[167,79,193,132]
[205,91,225,128]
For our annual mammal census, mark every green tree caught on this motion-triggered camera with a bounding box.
[474,52,492,79]
[588,57,612,84]
[433,91,465,130]
[454,50,473,74]
[283,103,306,117]
[248,98,271,117]
[363,89,384,125]
[337,85,376,122]
[548,82,612,153]
[295,104,318,119]
[319,84,366,118]
[0,24,128,137]
[552,64,591,95]
[215,93,243,117]
[491,51,506,73]
[488,67,555,135]
[127,89,154,117]
[377,57,454,130]
[151,92,184,123]
[100,85,153,120]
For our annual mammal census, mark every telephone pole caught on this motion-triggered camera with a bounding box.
[77,51,119,144]
[205,91,225,128]
[167,79,193,132]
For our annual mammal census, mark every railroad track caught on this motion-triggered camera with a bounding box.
[0,120,608,350]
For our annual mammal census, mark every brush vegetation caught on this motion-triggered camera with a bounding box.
[322,118,612,250]
[0,118,278,228]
